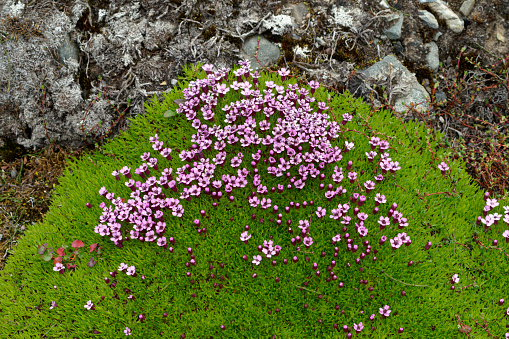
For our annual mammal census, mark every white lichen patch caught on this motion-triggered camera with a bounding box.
[262,15,295,35]
[293,45,311,59]
[7,1,25,17]
[329,6,355,27]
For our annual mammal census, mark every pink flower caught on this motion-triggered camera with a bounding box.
[353,322,364,333]
[452,274,460,283]
[240,231,251,242]
[332,234,341,243]
[126,266,136,276]
[369,136,380,149]
[50,301,58,309]
[358,226,368,237]
[486,198,499,209]
[278,68,290,81]
[124,327,132,336]
[298,219,310,230]
[315,207,326,218]
[390,237,402,249]
[260,198,272,209]
[303,237,313,247]
[378,216,390,228]
[262,247,276,258]
[345,141,355,151]
[252,255,262,265]
[364,180,375,191]
[379,305,391,317]
[438,161,449,174]
[308,80,320,92]
[118,263,128,272]
[53,262,65,272]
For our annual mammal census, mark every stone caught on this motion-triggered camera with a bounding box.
[425,0,464,33]
[241,35,281,70]
[358,55,430,114]
[418,10,439,29]
[58,33,80,65]
[286,3,309,26]
[459,0,475,17]
[383,14,404,40]
[425,42,440,72]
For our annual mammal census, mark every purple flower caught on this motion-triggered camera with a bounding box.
[50,301,58,309]
[332,234,341,243]
[118,263,128,272]
[303,237,313,247]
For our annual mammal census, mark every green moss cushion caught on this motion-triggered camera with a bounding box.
[0,62,508,338]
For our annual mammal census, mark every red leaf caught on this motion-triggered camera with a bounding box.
[53,256,63,265]
[71,240,85,248]
[56,247,65,256]
[90,243,98,253]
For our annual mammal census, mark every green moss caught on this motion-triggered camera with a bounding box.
[0,62,508,338]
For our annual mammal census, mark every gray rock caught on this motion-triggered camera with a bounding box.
[316,37,327,47]
[57,33,79,65]
[286,3,308,26]
[383,14,404,40]
[434,91,447,106]
[10,169,17,179]
[459,0,476,17]
[425,42,440,72]
[379,0,390,9]
[358,55,430,114]
[418,10,439,29]
[241,35,281,71]
[425,0,464,33]
[433,31,443,41]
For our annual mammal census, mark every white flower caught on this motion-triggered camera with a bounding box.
[84,300,94,310]
[452,274,459,283]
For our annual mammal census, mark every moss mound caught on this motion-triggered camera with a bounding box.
[0,61,508,338]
